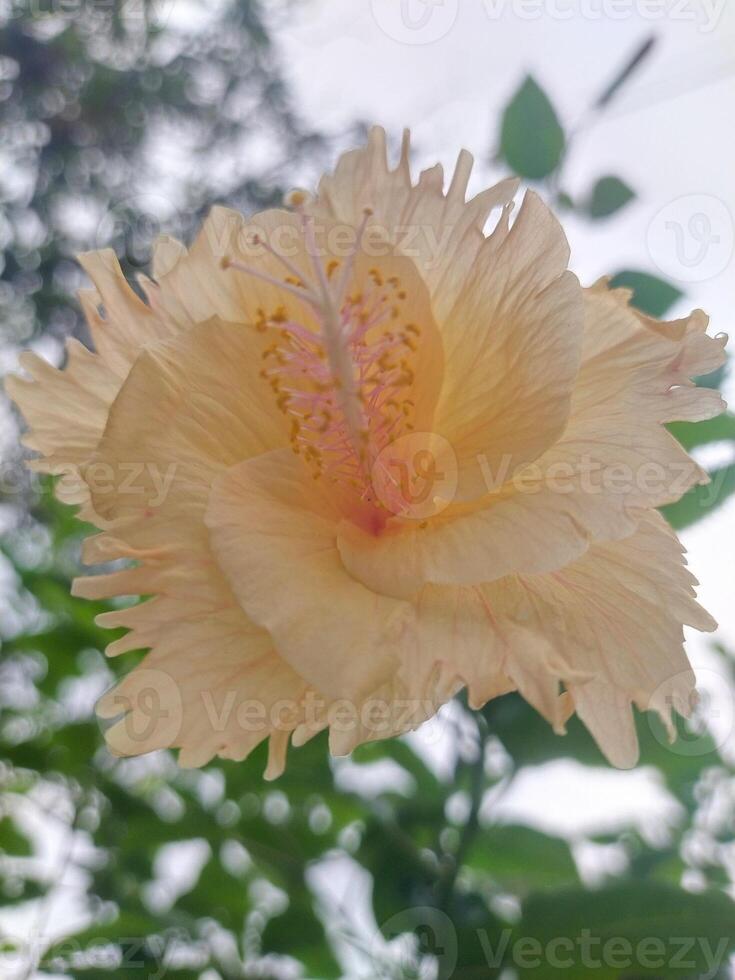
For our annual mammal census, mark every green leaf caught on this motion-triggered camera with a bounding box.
[500,76,565,180]
[696,362,727,391]
[661,462,735,530]
[586,176,635,219]
[608,270,683,317]
[483,693,716,798]
[516,882,735,978]
[261,897,341,978]
[0,816,32,856]
[466,825,577,892]
[483,693,606,769]
[668,413,735,452]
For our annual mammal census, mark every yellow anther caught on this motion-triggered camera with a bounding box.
[326,259,340,279]
[286,189,309,208]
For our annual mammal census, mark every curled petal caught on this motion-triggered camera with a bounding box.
[338,281,726,596]
[312,125,519,304]
[411,512,712,767]
[5,341,119,512]
[206,448,414,702]
[85,561,310,775]
[434,192,584,500]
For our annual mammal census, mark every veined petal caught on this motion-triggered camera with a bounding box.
[151,207,316,328]
[411,511,712,768]
[205,448,414,702]
[71,318,311,775]
[433,192,584,500]
[77,248,179,376]
[86,318,286,537]
[8,248,189,517]
[315,134,582,500]
[5,340,119,511]
[338,277,726,596]
[88,562,310,776]
[311,125,519,304]
[578,281,727,424]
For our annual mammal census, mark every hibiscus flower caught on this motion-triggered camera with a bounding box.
[8,128,726,776]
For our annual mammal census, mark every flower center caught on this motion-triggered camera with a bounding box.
[222,205,424,517]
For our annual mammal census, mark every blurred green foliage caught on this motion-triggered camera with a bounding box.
[1,12,734,980]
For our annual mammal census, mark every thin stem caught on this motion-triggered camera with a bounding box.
[435,712,488,913]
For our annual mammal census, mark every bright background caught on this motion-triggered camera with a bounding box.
[1,2,734,978]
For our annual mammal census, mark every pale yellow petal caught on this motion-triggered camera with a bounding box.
[77,249,178,375]
[85,557,310,771]
[86,318,286,539]
[337,275,726,597]
[578,281,727,425]
[205,448,414,702]
[405,512,711,767]
[5,340,120,511]
[311,125,519,303]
